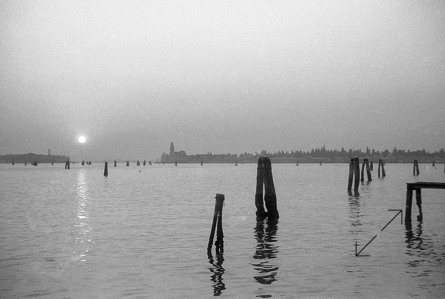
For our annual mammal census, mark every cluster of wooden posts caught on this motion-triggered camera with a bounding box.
[347,158,378,195]
[255,157,279,219]
[12,161,38,166]
[207,157,280,256]
[347,157,393,194]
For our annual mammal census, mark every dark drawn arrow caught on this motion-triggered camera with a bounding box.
[355,209,403,256]
[381,209,403,232]
[355,235,377,257]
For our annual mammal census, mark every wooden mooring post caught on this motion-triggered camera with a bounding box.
[347,157,360,195]
[432,160,435,167]
[137,160,140,166]
[114,161,117,167]
[126,161,129,166]
[82,160,85,165]
[370,161,373,171]
[360,158,372,182]
[207,194,225,255]
[255,157,279,219]
[378,159,385,178]
[143,160,146,166]
[413,160,420,176]
[65,160,70,169]
[405,182,445,224]
[104,162,108,177]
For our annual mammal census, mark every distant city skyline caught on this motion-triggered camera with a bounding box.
[1,1,444,161]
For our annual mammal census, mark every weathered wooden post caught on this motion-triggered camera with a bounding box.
[255,157,279,219]
[347,157,360,195]
[413,160,420,176]
[415,189,422,222]
[353,157,360,194]
[175,161,177,166]
[126,161,129,166]
[432,160,435,167]
[347,158,354,193]
[381,160,386,177]
[143,160,146,166]
[361,159,372,182]
[405,184,413,224]
[255,157,266,218]
[207,194,225,255]
[137,160,140,166]
[104,162,108,177]
[82,160,85,165]
[370,161,373,171]
[65,160,70,169]
[378,159,385,178]
[201,160,203,166]
[365,159,372,181]
[114,161,117,167]
[149,161,152,165]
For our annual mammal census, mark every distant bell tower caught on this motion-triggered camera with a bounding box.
[170,142,174,156]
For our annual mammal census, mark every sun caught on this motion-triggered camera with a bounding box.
[78,136,87,144]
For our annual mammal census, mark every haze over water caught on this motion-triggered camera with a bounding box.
[1,1,445,161]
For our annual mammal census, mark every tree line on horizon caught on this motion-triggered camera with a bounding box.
[238,146,445,160]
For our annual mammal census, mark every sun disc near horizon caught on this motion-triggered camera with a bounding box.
[78,136,87,144]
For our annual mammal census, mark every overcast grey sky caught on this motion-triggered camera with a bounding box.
[1,0,444,161]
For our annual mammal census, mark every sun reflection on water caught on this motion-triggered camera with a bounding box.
[74,169,92,262]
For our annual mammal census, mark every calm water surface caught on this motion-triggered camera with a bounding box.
[0,162,444,298]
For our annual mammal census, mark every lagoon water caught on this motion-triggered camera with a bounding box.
[0,162,444,298]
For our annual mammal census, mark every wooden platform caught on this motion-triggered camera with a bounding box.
[405,182,445,223]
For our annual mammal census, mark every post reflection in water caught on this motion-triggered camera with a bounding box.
[74,169,92,262]
[252,219,279,285]
[348,196,362,231]
[404,223,438,278]
[207,252,225,296]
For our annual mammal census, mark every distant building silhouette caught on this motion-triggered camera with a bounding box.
[161,142,237,163]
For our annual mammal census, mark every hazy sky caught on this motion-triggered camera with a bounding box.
[1,0,444,161]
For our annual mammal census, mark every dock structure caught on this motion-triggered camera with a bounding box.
[405,182,445,224]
